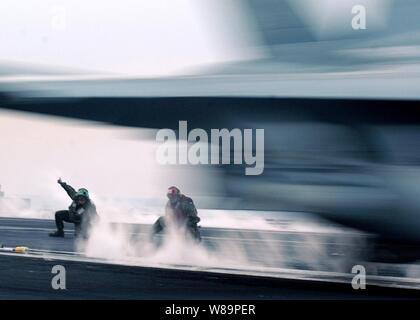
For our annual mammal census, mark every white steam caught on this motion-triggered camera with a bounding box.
[70,206,362,273]
[79,217,259,269]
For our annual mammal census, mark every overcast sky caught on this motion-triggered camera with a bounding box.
[0,0,262,76]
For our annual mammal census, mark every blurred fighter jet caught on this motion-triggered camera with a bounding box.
[1,0,420,263]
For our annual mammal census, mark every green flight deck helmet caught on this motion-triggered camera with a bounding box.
[75,188,89,199]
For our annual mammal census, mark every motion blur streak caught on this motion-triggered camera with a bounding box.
[2,0,420,275]
[286,0,392,39]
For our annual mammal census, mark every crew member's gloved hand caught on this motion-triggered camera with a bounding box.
[187,216,200,227]
[189,216,200,224]
[57,178,63,185]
